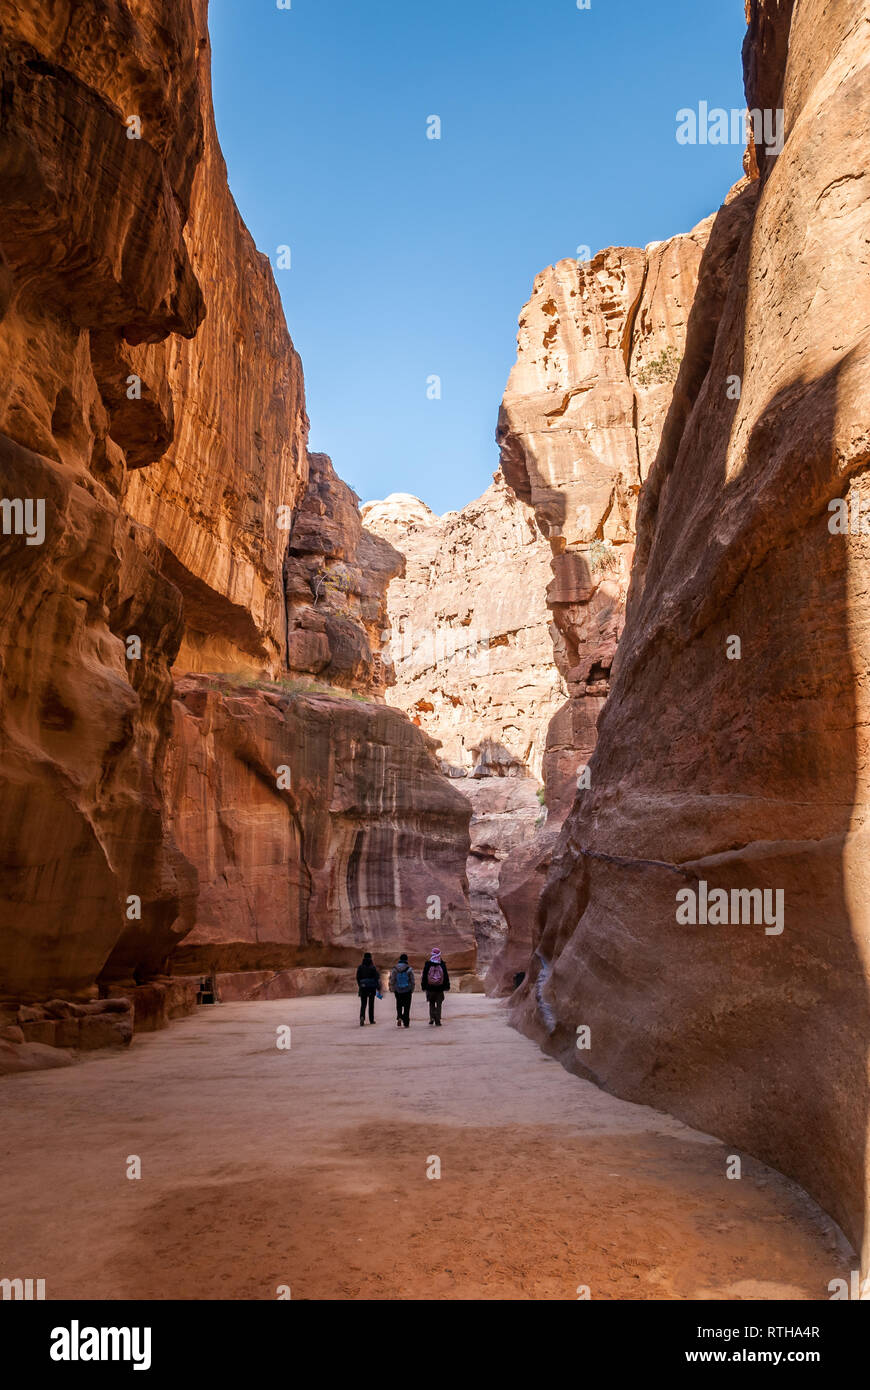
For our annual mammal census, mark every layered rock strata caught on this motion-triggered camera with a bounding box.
[511,0,870,1265]
[168,676,475,978]
[0,1,206,1005]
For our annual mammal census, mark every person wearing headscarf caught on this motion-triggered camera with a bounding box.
[420,947,450,1027]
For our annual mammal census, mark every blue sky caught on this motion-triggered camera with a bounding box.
[209,0,747,515]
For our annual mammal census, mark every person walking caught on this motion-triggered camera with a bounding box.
[356,952,381,1026]
[421,947,450,1027]
[388,952,415,1028]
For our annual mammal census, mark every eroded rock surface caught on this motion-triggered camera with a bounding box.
[488,182,715,994]
[168,677,475,977]
[364,475,564,779]
[461,777,544,969]
[119,0,308,678]
[363,476,564,963]
[0,2,205,1001]
[498,218,712,816]
[0,0,475,1019]
[286,454,402,699]
[511,0,870,1264]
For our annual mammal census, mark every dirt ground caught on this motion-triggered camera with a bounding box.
[0,994,853,1300]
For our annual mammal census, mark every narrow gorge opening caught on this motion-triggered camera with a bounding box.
[0,0,868,1337]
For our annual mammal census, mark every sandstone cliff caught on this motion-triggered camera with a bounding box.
[286,453,402,699]
[0,0,205,1001]
[0,0,474,1035]
[510,0,870,1265]
[168,678,475,981]
[120,6,308,679]
[487,187,714,992]
[498,218,712,816]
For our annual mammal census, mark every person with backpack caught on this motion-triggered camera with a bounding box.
[421,947,450,1026]
[388,952,415,1028]
[356,952,381,1026]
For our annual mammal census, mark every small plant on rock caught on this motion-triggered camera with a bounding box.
[588,538,619,575]
[636,344,682,387]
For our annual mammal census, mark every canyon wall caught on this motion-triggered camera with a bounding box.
[168,677,475,984]
[0,0,474,1035]
[363,477,564,966]
[487,185,715,990]
[497,214,713,817]
[120,3,308,680]
[510,0,870,1264]
[0,0,205,1002]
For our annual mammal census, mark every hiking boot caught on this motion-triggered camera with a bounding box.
[396,1020,402,1027]
[435,1020,442,1027]
[359,1020,365,1027]
[429,1019,435,1026]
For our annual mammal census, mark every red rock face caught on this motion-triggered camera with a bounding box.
[511,0,870,1260]
[167,679,475,977]
[122,4,309,677]
[489,189,716,996]
[0,0,476,1014]
[0,2,204,1001]
[285,454,403,699]
[498,222,712,816]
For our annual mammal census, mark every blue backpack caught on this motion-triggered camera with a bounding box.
[395,964,412,992]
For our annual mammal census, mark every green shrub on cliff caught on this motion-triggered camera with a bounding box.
[635,344,682,387]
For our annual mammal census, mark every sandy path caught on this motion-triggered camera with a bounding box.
[0,995,853,1300]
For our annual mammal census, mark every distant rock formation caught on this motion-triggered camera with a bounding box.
[285,453,403,699]
[361,493,435,536]
[363,475,564,778]
[363,475,565,965]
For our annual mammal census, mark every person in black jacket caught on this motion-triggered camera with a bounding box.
[421,947,450,1026]
[356,952,381,1026]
